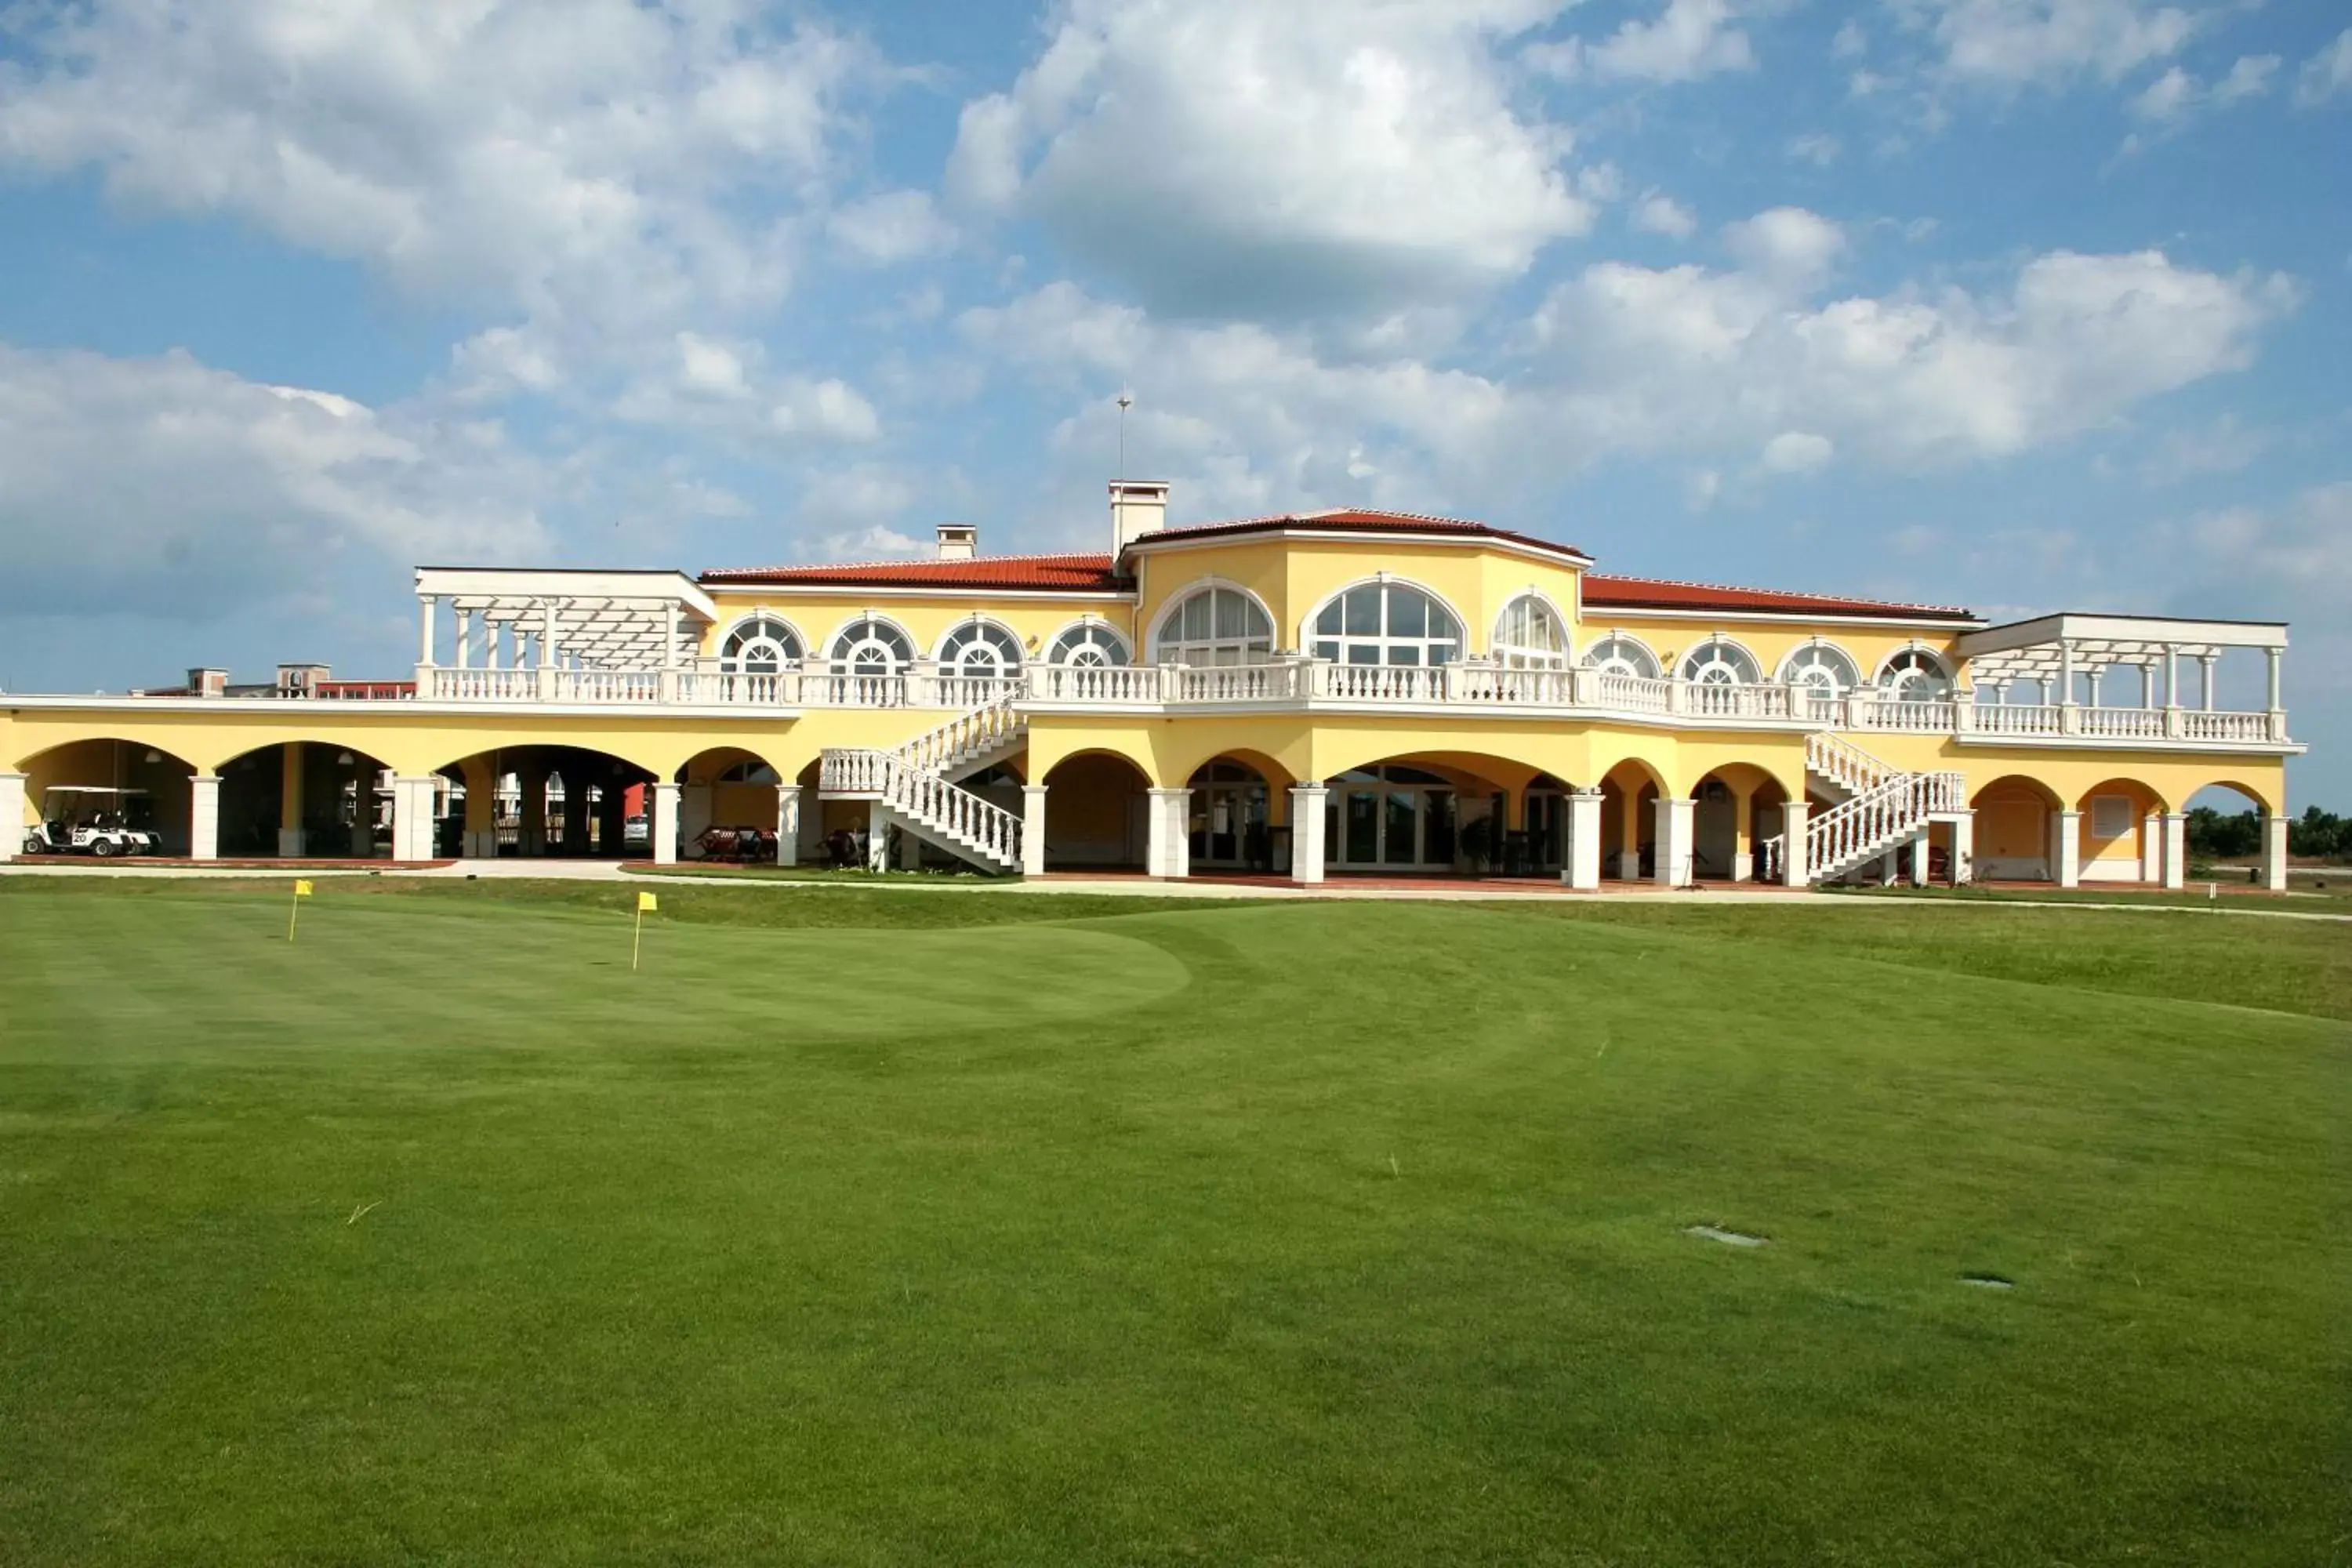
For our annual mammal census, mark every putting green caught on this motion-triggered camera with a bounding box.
[0,887,1192,1061]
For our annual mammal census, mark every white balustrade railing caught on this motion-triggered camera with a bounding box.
[1851,698,1958,734]
[2078,707,2167,740]
[898,693,1024,775]
[818,747,1022,870]
[1964,702,2064,736]
[1025,664,1165,703]
[2177,710,2273,742]
[1806,731,1901,797]
[1806,769,1965,880]
[1593,672,1675,713]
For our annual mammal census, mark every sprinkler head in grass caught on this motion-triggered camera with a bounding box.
[1960,1272,2014,1290]
[1685,1224,1767,1247]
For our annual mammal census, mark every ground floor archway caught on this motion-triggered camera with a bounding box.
[14,738,198,856]
[437,745,658,859]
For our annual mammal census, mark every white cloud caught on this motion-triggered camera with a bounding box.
[1787,132,1844,165]
[1762,431,1836,473]
[0,343,548,618]
[2294,28,2352,107]
[828,190,958,265]
[1833,20,1871,59]
[2129,54,2277,123]
[1906,0,2200,89]
[946,0,1592,321]
[2139,414,2272,484]
[819,524,929,562]
[2163,483,2352,712]
[1534,0,1757,83]
[607,335,880,446]
[1723,207,1847,285]
[1632,193,1700,239]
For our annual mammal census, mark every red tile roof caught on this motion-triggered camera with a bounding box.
[1139,507,1591,561]
[701,552,1127,592]
[1581,573,1976,621]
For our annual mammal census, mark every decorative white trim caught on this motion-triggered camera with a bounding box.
[1128,527,1591,569]
[1580,604,1982,631]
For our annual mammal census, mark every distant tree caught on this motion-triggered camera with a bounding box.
[2186,807,2262,859]
[2291,804,2350,862]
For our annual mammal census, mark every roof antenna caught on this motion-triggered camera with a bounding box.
[1116,393,1133,481]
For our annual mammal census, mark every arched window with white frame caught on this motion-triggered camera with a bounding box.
[719,615,804,673]
[1153,583,1274,667]
[1878,646,1954,700]
[1777,640,1860,695]
[1492,593,1570,669]
[1308,579,1463,666]
[938,617,1023,678]
[1048,621,1130,666]
[1583,633,1661,680]
[1679,635,1763,686]
[827,615,916,677]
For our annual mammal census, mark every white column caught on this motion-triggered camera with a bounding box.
[2140,813,2164,884]
[2085,669,2103,709]
[1145,787,1191,879]
[1289,784,1329,886]
[1652,795,1694,889]
[1907,833,1929,887]
[189,775,221,861]
[1950,812,1975,887]
[2262,814,2288,892]
[1562,788,1602,891]
[2161,812,2187,891]
[390,777,439,861]
[0,772,25,863]
[2199,654,2217,711]
[487,618,504,669]
[1020,784,1049,877]
[418,594,437,664]
[775,785,800,866]
[2137,666,2153,709]
[455,608,473,670]
[2059,640,2077,706]
[2055,809,2082,888]
[652,781,681,866]
[1781,800,1809,887]
[2266,648,2284,739]
[868,802,893,871]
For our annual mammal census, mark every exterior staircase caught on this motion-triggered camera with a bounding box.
[1766,732,1965,884]
[818,693,1029,873]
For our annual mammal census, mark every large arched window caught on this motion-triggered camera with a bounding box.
[1778,640,1860,695]
[1878,647,1954,700]
[1153,585,1273,666]
[1583,633,1661,679]
[1049,621,1130,666]
[720,615,803,673]
[938,618,1022,677]
[1310,581,1462,666]
[828,615,916,677]
[1492,593,1570,669]
[1679,636,1763,686]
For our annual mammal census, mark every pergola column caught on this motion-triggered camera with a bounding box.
[1290,783,1329,885]
[455,607,474,669]
[652,782,681,866]
[2198,654,2217,711]
[1652,795,1694,889]
[1780,800,1809,887]
[2055,809,2082,888]
[2262,815,2288,892]
[418,594,437,666]
[1562,788,1602,891]
[775,785,801,866]
[2265,647,2285,739]
[0,772,25,863]
[2058,638,2079,733]
[1145,788,1190,880]
[189,775,222,862]
[1020,785,1049,877]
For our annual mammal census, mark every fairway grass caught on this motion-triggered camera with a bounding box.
[2,880,2345,1565]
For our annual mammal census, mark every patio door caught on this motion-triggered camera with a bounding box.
[1189,761,1269,869]
[1327,767,1457,871]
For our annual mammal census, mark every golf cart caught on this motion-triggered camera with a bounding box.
[25,786,162,857]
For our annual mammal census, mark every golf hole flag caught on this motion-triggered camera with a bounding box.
[288,879,314,942]
[632,890,657,970]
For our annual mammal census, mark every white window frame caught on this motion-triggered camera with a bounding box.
[1046,617,1131,667]
[1877,644,1955,700]
[1303,576,1465,668]
[1149,579,1277,667]
[2089,794,2134,840]
[1490,590,1572,669]
[1582,630,1662,680]
[1679,634,1764,687]
[1776,638,1861,695]
[934,615,1025,677]
[717,612,806,673]
[824,613,918,677]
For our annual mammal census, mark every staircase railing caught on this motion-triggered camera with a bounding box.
[818,748,1024,871]
[1806,769,1965,881]
[895,691,1024,775]
[1806,731,1902,797]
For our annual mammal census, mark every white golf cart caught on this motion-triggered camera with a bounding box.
[24,786,162,858]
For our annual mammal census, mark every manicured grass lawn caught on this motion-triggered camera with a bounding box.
[2,879,2345,1565]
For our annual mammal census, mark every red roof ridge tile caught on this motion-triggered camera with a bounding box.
[1582,571,1973,618]
[702,550,1120,579]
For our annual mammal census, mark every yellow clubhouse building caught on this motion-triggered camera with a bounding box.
[1,483,2304,889]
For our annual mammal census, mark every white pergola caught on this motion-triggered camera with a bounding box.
[414,568,717,670]
[1955,613,2288,711]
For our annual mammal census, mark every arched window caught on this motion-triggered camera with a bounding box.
[720,615,803,673]
[1583,633,1661,680]
[1778,640,1860,695]
[828,615,915,677]
[1154,585,1273,666]
[1492,593,1570,669]
[1049,622,1130,666]
[938,619,1022,677]
[1310,581,1462,666]
[1878,647,1954,700]
[1679,636,1762,686]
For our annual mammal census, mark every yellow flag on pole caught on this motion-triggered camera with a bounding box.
[288,879,313,942]
[637,891,659,912]
[294,880,314,897]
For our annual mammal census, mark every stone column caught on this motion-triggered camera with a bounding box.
[517,763,549,855]
[868,801,893,871]
[1949,812,1975,886]
[562,777,593,856]
[598,780,628,858]
[1730,785,1755,883]
[278,743,307,858]
[2261,814,2288,892]
[0,772,25,863]
[2055,809,2082,888]
[463,757,499,857]
[775,785,801,866]
[1652,795,1694,889]
[1145,787,1191,880]
[1781,800,1809,887]
[1616,789,1645,881]
[1289,783,1329,886]
[390,777,434,862]
[189,775,222,861]
[652,781,681,866]
[2140,812,2164,884]
[1907,833,1929,887]
[1021,784,1049,877]
[2161,812,2187,891]
[1563,788,1602,891]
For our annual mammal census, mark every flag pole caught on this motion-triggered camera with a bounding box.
[289,887,300,943]
[632,903,643,971]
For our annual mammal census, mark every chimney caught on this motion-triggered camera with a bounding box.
[188,667,228,699]
[935,524,978,561]
[1109,481,1170,554]
[277,662,329,696]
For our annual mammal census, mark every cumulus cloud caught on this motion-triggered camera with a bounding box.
[2295,29,2352,107]
[946,0,1592,321]
[608,333,880,445]
[1530,0,1756,84]
[1632,193,1700,239]
[1904,0,2200,89]
[828,190,959,265]
[0,343,549,619]
[1762,431,1836,473]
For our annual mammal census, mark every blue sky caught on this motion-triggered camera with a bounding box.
[1,0,2346,803]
